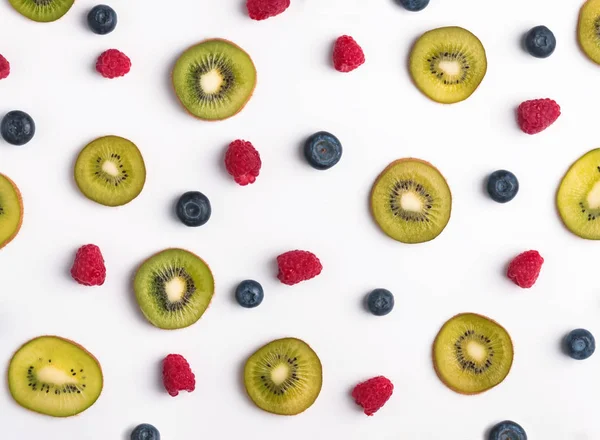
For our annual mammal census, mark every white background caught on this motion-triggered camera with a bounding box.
[1,0,599,438]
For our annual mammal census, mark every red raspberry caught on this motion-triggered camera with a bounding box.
[352,376,394,416]
[163,354,195,397]
[70,244,106,286]
[517,98,560,134]
[96,49,131,79]
[0,55,10,80]
[277,250,322,285]
[246,0,290,20]
[507,250,544,288]
[225,140,261,186]
[333,35,365,73]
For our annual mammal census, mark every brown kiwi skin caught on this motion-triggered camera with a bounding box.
[7,335,104,418]
[0,173,24,250]
[171,38,258,122]
[432,312,514,396]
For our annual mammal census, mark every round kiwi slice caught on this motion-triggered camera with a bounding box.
[9,0,74,22]
[370,158,452,244]
[172,39,257,121]
[244,337,323,416]
[578,0,600,64]
[134,248,215,330]
[432,313,514,395]
[0,173,23,250]
[8,336,103,417]
[409,26,487,104]
[74,135,146,207]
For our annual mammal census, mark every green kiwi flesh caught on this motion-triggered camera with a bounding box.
[172,39,257,121]
[9,0,74,22]
[134,248,215,330]
[370,158,452,244]
[244,337,322,416]
[0,173,23,250]
[578,0,600,64]
[74,136,146,207]
[409,26,487,104]
[8,336,103,417]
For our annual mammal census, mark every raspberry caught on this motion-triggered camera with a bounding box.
[225,140,262,186]
[0,55,10,80]
[162,354,195,397]
[333,36,365,73]
[507,250,544,288]
[70,244,106,286]
[246,0,290,20]
[276,250,322,285]
[517,98,560,134]
[352,376,394,416]
[96,49,131,79]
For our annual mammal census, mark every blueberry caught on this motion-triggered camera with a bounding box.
[235,280,264,308]
[176,191,211,227]
[131,423,160,440]
[396,0,430,12]
[564,328,595,360]
[366,289,394,316]
[304,131,342,170]
[489,420,527,440]
[487,170,519,203]
[524,26,556,58]
[87,5,118,35]
[1,110,35,146]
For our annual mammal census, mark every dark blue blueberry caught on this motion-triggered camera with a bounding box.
[304,131,342,170]
[396,0,429,12]
[524,26,556,58]
[564,328,595,360]
[1,110,35,146]
[366,289,394,316]
[131,423,160,440]
[176,191,211,227]
[487,170,519,203]
[489,420,527,440]
[87,5,118,35]
[235,280,264,308]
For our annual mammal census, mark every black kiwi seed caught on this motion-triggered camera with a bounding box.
[151,266,196,311]
[389,179,434,222]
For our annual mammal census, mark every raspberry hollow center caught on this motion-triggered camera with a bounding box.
[165,277,186,302]
[101,160,119,177]
[400,192,423,212]
[587,181,600,209]
[200,69,224,95]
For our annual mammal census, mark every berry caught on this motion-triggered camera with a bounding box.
[517,98,560,135]
[96,49,131,79]
[162,354,195,397]
[488,420,527,440]
[225,140,261,186]
[366,289,395,316]
[1,110,35,146]
[351,376,394,416]
[333,36,365,73]
[246,0,290,20]
[176,191,211,227]
[304,131,343,170]
[487,170,519,203]
[70,244,106,286]
[396,0,429,12]
[0,54,10,80]
[235,280,264,308]
[276,250,322,286]
[87,5,117,35]
[131,424,160,440]
[564,329,595,360]
[524,25,556,58]
[507,250,544,289]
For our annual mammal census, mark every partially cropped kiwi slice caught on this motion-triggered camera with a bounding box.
[578,0,600,64]
[370,158,452,243]
[74,136,146,207]
[172,39,257,121]
[8,336,103,417]
[0,173,23,250]
[433,313,514,395]
[9,0,74,22]
[244,338,322,415]
[134,248,215,330]
[409,26,487,104]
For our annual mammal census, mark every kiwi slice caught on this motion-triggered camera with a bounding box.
[432,313,514,395]
[8,336,103,417]
[9,0,74,22]
[134,248,215,330]
[74,135,146,207]
[370,158,452,244]
[244,337,322,416]
[578,0,600,64]
[172,39,257,121]
[0,173,23,250]
[409,26,487,104]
